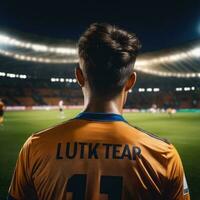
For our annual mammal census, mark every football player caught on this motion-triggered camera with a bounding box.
[8,23,190,200]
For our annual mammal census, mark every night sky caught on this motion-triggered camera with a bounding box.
[0,0,200,52]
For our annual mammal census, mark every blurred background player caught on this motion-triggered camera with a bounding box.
[0,98,5,125]
[166,107,176,117]
[58,99,65,118]
[149,103,157,113]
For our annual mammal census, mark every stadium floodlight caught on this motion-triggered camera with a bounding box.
[135,46,200,70]
[0,35,10,43]
[128,89,132,93]
[0,72,6,77]
[147,88,152,92]
[138,88,145,92]
[0,33,77,55]
[184,87,190,91]
[1,32,200,78]
[176,87,182,91]
[134,66,200,78]
[19,74,27,79]
[0,72,27,79]
[32,44,48,52]
[189,48,200,57]
[135,60,148,66]
[7,73,16,78]
[0,49,78,63]
[50,77,78,83]
[191,86,195,90]
[153,88,160,92]
[1,44,199,77]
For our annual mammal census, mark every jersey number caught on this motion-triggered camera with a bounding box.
[66,174,122,200]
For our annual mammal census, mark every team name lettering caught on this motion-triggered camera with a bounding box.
[56,142,141,160]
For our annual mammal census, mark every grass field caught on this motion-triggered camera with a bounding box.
[0,110,200,199]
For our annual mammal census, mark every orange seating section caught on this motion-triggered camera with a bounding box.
[16,97,36,106]
[1,87,199,108]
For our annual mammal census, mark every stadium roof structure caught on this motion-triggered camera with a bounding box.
[136,40,200,78]
[0,31,200,78]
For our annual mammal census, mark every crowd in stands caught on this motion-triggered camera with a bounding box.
[126,91,200,109]
[0,87,83,107]
[0,86,199,109]
[0,76,199,109]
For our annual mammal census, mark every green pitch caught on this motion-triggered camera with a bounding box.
[0,110,200,199]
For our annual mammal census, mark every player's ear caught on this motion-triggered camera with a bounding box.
[125,72,137,92]
[75,65,85,87]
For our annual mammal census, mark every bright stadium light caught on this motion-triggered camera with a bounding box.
[19,74,27,79]
[0,71,27,79]
[153,88,160,92]
[1,32,200,78]
[0,35,10,43]
[184,87,190,91]
[32,44,48,52]
[147,88,152,92]
[60,78,64,82]
[138,88,145,92]
[134,66,200,78]
[0,33,77,55]
[176,87,182,91]
[189,48,200,57]
[0,49,78,63]
[50,77,77,83]
[134,45,200,73]
[0,72,6,77]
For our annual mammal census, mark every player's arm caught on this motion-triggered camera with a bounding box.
[8,136,38,200]
[164,145,190,200]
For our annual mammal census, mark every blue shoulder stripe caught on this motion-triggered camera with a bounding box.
[75,112,127,122]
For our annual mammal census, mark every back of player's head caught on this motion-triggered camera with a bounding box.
[78,23,141,98]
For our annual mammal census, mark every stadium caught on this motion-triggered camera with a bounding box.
[0,30,199,199]
[0,34,199,109]
[0,1,200,199]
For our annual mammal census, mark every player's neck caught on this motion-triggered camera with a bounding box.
[84,96,123,115]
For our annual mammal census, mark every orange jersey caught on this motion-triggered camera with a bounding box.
[8,112,190,200]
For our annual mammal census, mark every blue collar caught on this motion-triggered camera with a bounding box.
[75,112,126,122]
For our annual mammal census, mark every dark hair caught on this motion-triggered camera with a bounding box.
[78,23,141,98]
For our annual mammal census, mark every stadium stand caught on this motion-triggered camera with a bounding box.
[0,75,199,109]
[0,37,199,109]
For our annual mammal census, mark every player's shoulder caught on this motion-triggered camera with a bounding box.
[122,122,173,154]
[123,122,179,164]
[133,124,170,144]
[27,118,79,143]
[123,122,170,143]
